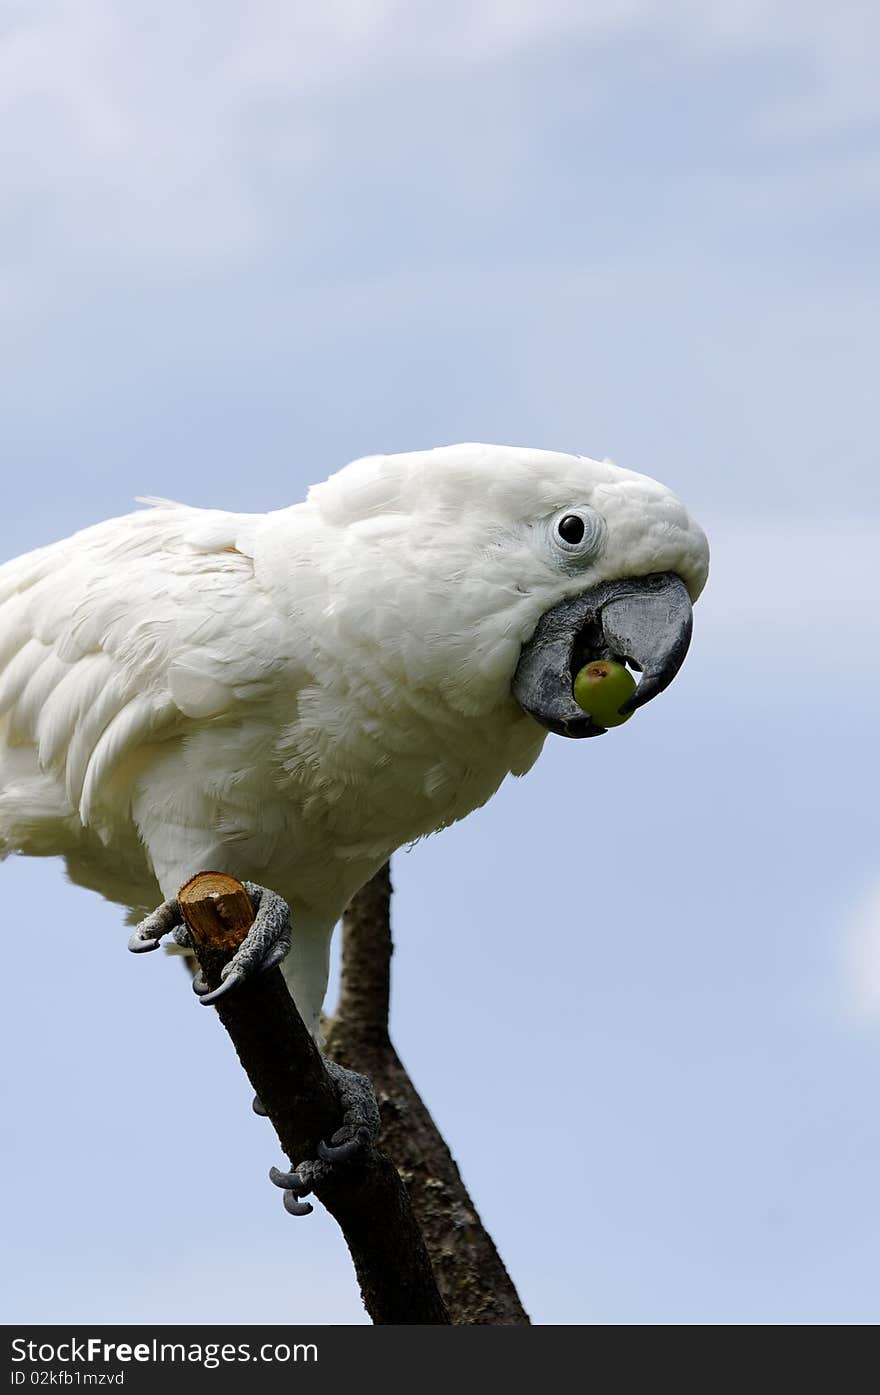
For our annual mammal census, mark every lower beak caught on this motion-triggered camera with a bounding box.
[512,572,693,738]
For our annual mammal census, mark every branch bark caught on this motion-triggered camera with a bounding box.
[178,871,449,1326]
[325,864,530,1326]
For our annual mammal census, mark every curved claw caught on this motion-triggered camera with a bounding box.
[317,1131,367,1164]
[282,1191,313,1217]
[260,942,290,973]
[271,1166,314,1212]
[269,1165,310,1194]
[128,899,182,955]
[127,932,161,954]
[252,1094,268,1117]
[196,967,245,1006]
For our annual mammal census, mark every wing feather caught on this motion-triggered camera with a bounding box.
[36,653,116,772]
[0,637,46,716]
[79,692,177,825]
[0,502,290,837]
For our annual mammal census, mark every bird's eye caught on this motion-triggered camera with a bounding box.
[548,506,605,562]
[557,514,585,544]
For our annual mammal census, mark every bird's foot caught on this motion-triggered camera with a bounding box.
[128,881,291,1006]
[268,1059,380,1217]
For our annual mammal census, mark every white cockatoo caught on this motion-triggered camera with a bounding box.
[0,444,709,1045]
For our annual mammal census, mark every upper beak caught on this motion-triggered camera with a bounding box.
[511,571,693,738]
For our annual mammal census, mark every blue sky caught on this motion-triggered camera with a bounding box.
[1,1,879,1324]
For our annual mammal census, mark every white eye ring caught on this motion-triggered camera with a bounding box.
[549,507,605,561]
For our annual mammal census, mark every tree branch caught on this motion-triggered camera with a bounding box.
[325,863,530,1325]
[179,871,449,1326]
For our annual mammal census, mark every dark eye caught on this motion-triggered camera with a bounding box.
[556,514,586,544]
[548,505,606,563]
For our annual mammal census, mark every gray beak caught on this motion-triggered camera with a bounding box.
[512,571,693,738]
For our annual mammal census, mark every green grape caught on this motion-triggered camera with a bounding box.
[572,659,637,728]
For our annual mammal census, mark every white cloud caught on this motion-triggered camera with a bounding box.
[839,882,880,1026]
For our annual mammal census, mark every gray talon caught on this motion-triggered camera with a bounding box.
[317,1133,366,1164]
[196,966,245,1006]
[252,1094,268,1117]
[127,933,161,954]
[128,897,182,954]
[283,1192,313,1217]
[269,1165,309,1192]
[271,1165,314,1215]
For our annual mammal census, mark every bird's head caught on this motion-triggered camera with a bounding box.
[306,443,709,736]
